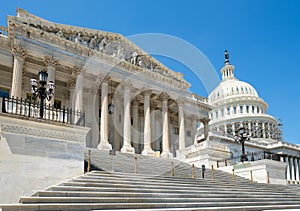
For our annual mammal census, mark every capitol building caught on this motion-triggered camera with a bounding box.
[1,8,300,207]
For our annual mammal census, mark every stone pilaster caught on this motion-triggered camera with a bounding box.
[10,45,26,98]
[142,90,154,156]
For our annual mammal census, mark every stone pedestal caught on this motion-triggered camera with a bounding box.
[184,140,231,168]
[219,159,287,184]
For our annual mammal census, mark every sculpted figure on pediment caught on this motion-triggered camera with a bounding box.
[75,32,84,44]
[130,51,138,65]
[56,30,64,38]
[89,35,98,49]
[98,37,108,52]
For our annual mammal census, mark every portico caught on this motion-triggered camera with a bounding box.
[1,8,211,157]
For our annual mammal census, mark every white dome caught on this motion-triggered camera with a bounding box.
[208,64,259,104]
[209,78,259,104]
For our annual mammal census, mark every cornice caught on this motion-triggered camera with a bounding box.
[8,15,191,90]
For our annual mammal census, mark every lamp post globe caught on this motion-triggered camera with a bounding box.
[235,123,250,163]
[30,70,55,119]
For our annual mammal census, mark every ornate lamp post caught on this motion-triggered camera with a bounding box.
[30,70,55,119]
[235,124,250,163]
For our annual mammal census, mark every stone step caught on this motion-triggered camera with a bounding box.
[48,185,297,196]
[19,196,300,204]
[60,181,293,194]
[2,201,300,211]
[34,190,300,199]
[86,171,253,183]
[76,175,287,189]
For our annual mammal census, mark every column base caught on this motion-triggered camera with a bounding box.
[121,145,135,154]
[97,141,112,150]
[161,151,173,158]
[142,148,155,156]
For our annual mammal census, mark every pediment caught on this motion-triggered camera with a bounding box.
[9,8,190,89]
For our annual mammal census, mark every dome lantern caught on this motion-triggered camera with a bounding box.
[221,50,235,80]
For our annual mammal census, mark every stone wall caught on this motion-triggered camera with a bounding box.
[0,115,90,204]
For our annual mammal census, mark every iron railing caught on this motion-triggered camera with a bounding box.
[1,96,85,126]
[217,151,281,168]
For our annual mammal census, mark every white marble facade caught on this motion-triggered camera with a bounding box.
[0,9,210,158]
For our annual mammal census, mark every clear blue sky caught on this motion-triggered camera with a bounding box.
[1,0,300,144]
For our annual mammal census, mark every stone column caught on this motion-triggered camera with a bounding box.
[177,98,186,151]
[113,93,122,151]
[97,77,112,150]
[132,99,139,153]
[232,123,236,136]
[142,90,154,156]
[200,118,210,140]
[294,158,300,181]
[286,156,291,181]
[160,92,171,157]
[292,157,296,181]
[10,46,26,98]
[44,56,58,106]
[262,122,266,138]
[191,115,198,145]
[248,122,252,137]
[121,82,135,153]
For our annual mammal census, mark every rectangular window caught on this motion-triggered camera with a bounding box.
[246,106,249,113]
[252,106,255,113]
[227,107,230,115]
[215,111,218,119]
[240,106,243,113]
[234,107,237,114]
[0,87,9,98]
[221,109,224,117]
[174,127,179,135]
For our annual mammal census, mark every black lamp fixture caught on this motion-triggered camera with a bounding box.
[30,70,55,119]
[108,80,114,114]
[234,123,250,163]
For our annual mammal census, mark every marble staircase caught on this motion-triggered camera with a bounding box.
[1,149,300,210]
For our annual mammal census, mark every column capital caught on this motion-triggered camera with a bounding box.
[122,80,132,89]
[44,55,58,68]
[159,92,169,101]
[176,97,185,107]
[200,118,210,124]
[96,73,110,84]
[141,90,152,97]
[72,65,86,76]
[67,80,76,89]
[11,45,27,59]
